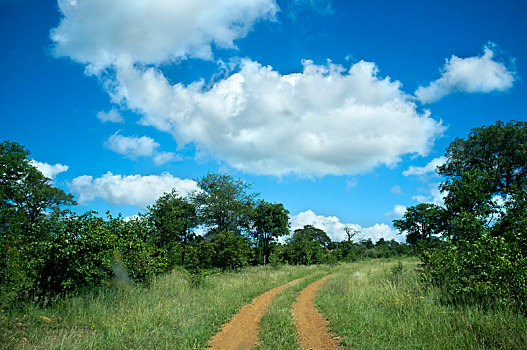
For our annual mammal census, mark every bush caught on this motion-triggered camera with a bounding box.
[211,231,252,270]
[422,235,527,312]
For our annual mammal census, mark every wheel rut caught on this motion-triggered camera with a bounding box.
[208,277,304,350]
[293,274,341,350]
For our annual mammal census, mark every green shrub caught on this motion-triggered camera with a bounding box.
[422,235,527,312]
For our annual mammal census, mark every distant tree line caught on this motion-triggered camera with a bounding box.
[393,121,527,313]
[0,141,413,308]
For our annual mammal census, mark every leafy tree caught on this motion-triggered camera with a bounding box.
[438,120,527,241]
[393,203,447,244]
[211,230,252,270]
[148,189,197,266]
[253,201,289,265]
[423,121,527,312]
[0,141,75,233]
[191,173,257,236]
[0,141,75,305]
[285,225,331,265]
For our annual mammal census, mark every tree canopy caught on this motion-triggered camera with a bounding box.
[253,200,290,264]
[393,203,446,244]
[191,173,257,236]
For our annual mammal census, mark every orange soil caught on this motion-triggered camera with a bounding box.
[293,275,341,350]
[208,277,304,350]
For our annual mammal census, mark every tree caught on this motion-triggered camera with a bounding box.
[285,225,331,265]
[438,120,527,241]
[253,201,290,265]
[0,141,75,233]
[393,203,447,244]
[422,121,527,312]
[344,226,360,242]
[148,189,197,266]
[191,173,257,236]
[211,230,252,270]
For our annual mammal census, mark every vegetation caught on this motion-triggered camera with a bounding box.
[0,265,322,349]
[3,260,525,349]
[394,120,527,313]
[317,259,527,349]
[2,119,526,348]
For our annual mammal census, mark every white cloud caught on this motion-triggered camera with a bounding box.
[385,204,407,218]
[290,210,403,242]
[403,156,446,177]
[96,109,124,123]
[68,171,198,209]
[153,151,182,166]
[110,58,444,176]
[416,43,515,103]
[51,0,278,69]
[104,133,183,165]
[31,160,69,180]
[50,0,444,177]
[412,183,446,206]
[104,132,159,159]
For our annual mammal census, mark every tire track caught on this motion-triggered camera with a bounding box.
[293,274,341,350]
[208,277,304,350]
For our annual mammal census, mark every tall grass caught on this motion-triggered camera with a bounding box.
[317,258,527,349]
[1,265,320,349]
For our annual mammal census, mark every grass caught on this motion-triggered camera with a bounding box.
[0,264,323,349]
[2,259,526,349]
[317,258,527,349]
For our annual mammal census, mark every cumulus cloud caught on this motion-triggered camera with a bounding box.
[403,156,446,177]
[385,204,407,218]
[51,0,278,69]
[416,43,515,103]
[290,210,403,242]
[96,109,124,123]
[104,132,160,159]
[51,0,444,177]
[104,132,182,165]
[68,172,198,208]
[110,59,444,176]
[153,151,182,166]
[31,160,69,180]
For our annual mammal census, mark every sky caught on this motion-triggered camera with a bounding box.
[1,0,526,243]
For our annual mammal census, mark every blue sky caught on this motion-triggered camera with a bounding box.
[2,0,526,242]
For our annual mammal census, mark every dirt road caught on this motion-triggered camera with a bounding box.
[293,275,341,349]
[208,277,304,350]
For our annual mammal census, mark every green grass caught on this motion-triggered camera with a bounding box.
[257,266,335,350]
[0,265,323,349]
[3,259,526,349]
[317,258,527,349]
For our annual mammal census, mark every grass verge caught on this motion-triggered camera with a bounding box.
[1,265,321,349]
[317,258,527,349]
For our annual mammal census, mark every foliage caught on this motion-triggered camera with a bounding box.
[284,225,331,265]
[148,189,197,266]
[0,141,75,306]
[191,173,257,236]
[253,200,290,265]
[211,230,252,270]
[317,259,527,349]
[422,120,527,313]
[422,236,527,311]
[393,203,447,244]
